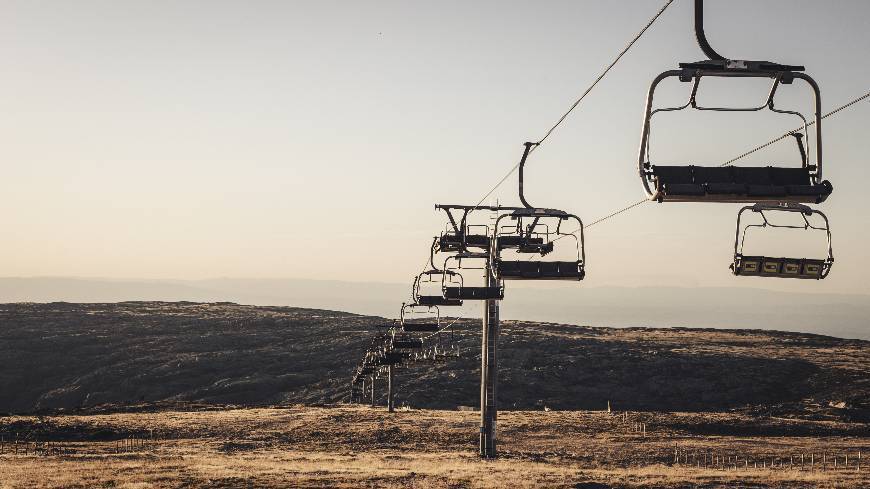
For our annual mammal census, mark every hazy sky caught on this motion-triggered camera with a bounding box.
[1,1,869,296]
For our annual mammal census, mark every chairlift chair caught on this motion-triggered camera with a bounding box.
[495,208,585,281]
[415,270,463,306]
[400,303,442,333]
[390,328,424,350]
[442,253,505,300]
[369,349,406,366]
[437,206,491,252]
[436,326,461,359]
[350,380,364,403]
[637,0,832,204]
[493,142,587,280]
[731,203,833,279]
[413,238,463,307]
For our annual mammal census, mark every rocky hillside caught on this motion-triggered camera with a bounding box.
[0,302,867,419]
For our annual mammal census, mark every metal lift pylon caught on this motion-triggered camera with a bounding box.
[388,365,395,413]
[480,269,499,458]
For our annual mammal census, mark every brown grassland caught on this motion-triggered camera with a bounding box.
[1,405,868,488]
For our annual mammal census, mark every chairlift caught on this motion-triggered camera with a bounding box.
[442,253,504,300]
[437,207,491,252]
[413,238,463,307]
[369,348,406,366]
[731,203,833,279]
[494,142,586,281]
[637,0,832,204]
[350,380,364,403]
[390,328,424,350]
[437,328,461,359]
[400,303,442,333]
[495,209,585,281]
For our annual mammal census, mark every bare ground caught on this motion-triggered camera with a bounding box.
[1,405,868,488]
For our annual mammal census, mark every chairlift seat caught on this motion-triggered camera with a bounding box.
[497,236,554,254]
[733,255,827,279]
[417,295,463,307]
[444,286,504,300]
[402,323,440,333]
[498,260,585,280]
[439,234,491,251]
[649,165,832,203]
[498,236,543,248]
[372,351,405,365]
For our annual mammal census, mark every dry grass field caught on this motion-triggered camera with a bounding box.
[1,405,868,488]
[2,302,868,487]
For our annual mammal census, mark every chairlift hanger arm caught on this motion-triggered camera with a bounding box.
[694,0,725,61]
[518,142,539,209]
[692,0,804,71]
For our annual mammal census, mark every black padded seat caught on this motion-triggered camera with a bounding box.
[439,233,490,251]
[466,235,491,247]
[520,241,554,255]
[694,166,745,195]
[650,165,832,203]
[444,286,504,300]
[498,236,544,248]
[498,236,554,254]
[733,255,826,279]
[402,323,440,332]
[653,166,705,196]
[497,260,584,280]
[417,295,463,307]
[498,235,553,256]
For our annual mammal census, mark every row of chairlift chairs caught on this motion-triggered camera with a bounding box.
[350,308,462,402]
[351,0,839,399]
[350,145,590,397]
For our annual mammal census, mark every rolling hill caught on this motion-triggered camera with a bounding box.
[0,301,868,420]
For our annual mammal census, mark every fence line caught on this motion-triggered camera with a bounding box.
[671,445,862,472]
[0,430,160,456]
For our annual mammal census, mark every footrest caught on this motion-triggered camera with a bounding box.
[443,286,504,300]
[733,256,827,279]
[497,260,585,280]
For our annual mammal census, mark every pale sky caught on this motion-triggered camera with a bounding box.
[1,1,869,295]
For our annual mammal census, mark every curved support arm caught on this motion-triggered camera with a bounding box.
[428,237,440,270]
[695,0,726,61]
[518,142,539,209]
[792,73,823,179]
[411,275,421,303]
[638,70,682,200]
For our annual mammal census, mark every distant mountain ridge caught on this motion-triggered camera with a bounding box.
[1,277,868,340]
